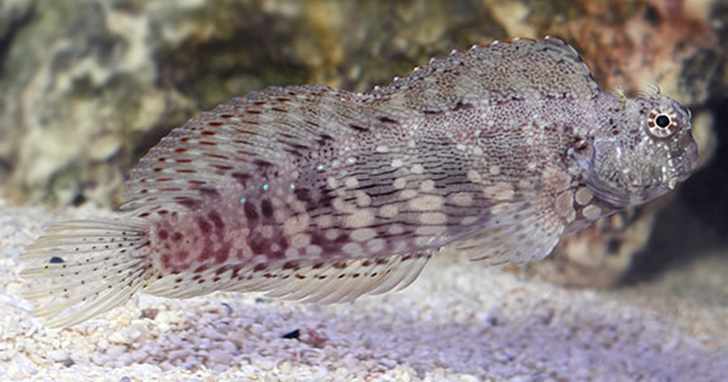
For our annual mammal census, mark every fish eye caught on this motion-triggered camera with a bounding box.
[646,108,678,138]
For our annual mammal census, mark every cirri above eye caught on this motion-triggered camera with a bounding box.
[646,108,678,138]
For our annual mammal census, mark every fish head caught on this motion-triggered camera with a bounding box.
[583,93,699,208]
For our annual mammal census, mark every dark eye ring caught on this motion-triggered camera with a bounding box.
[647,109,678,138]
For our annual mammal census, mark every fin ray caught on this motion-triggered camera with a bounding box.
[19,219,155,327]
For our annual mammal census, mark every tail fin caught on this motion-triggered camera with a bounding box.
[19,218,155,327]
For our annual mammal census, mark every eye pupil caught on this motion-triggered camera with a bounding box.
[655,115,670,128]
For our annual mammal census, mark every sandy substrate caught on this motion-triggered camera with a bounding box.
[1,201,727,382]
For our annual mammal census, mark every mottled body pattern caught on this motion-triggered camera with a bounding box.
[20,37,698,326]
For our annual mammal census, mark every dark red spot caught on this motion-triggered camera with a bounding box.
[246,109,262,114]
[253,159,273,168]
[198,141,216,146]
[176,251,189,261]
[208,210,225,231]
[174,148,188,153]
[207,122,223,127]
[200,187,220,198]
[261,199,274,218]
[194,265,209,273]
[158,229,169,240]
[214,247,230,263]
[249,238,266,255]
[253,263,267,272]
[196,217,212,234]
[171,232,183,242]
[177,169,196,173]
[176,197,199,209]
[176,159,193,163]
[243,202,259,222]
[348,124,368,132]
[153,168,163,173]
[204,153,229,159]
[212,164,234,171]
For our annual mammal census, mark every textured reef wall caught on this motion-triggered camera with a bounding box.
[0,0,726,285]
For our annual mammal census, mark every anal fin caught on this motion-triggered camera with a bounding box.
[144,251,434,304]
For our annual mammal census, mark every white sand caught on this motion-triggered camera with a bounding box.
[1,202,726,381]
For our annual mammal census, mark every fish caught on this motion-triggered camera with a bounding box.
[19,37,699,327]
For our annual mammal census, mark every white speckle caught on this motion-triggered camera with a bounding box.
[345,210,374,228]
[575,188,593,205]
[367,238,385,253]
[388,225,405,235]
[315,215,334,229]
[391,159,404,168]
[260,225,274,238]
[419,179,435,192]
[351,228,377,242]
[418,212,447,225]
[283,215,310,235]
[400,189,418,199]
[415,237,433,246]
[489,166,500,175]
[483,183,514,201]
[347,157,356,164]
[284,247,300,258]
[394,240,409,252]
[408,195,444,211]
[333,197,356,213]
[291,233,311,248]
[473,146,483,156]
[393,177,407,189]
[461,216,478,225]
[355,191,372,207]
[327,177,338,189]
[342,242,363,256]
[376,145,390,153]
[456,144,466,151]
[583,205,602,220]
[379,204,399,218]
[408,140,416,148]
[467,170,482,183]
[411,164,425,175]
[451,192,473,206]
[325,229,340,241]
[305,245,323,256]
[345,177,359,188]
[415,225,447,236]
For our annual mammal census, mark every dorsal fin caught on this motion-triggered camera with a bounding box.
[120,85,412,216]
[373,36,599,112]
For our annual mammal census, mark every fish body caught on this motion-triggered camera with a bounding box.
[20,37,698,326]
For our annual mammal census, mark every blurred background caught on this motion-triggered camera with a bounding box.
[0,0,726,304]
